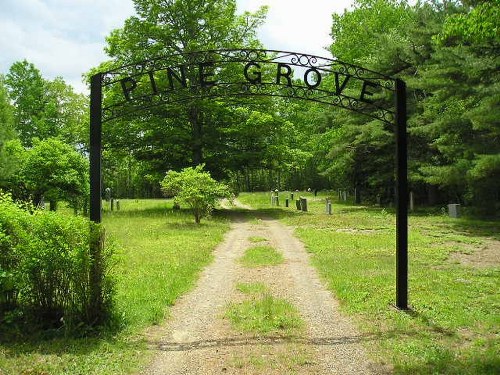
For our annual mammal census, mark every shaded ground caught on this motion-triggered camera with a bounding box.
[141,202,391,374]
[449,238,500,268]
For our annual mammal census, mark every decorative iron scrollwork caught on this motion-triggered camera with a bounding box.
[99,49,397,124]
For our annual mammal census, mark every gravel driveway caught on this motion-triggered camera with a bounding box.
[141,203,391,374]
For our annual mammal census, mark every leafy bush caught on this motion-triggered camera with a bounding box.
[0,192,114,331]
[161,164,232,223]
[21,138,89,211]
[0,192,30,314]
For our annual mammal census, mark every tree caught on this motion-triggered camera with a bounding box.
[5,61,46,147]
[324,0,499,214]
[21,138,89,212]
[92,0,268,191]
[411,0,500,213]
[161,165,232,223]
[325,0,418,202]
[0,75,17,188]
[5,60,88,148]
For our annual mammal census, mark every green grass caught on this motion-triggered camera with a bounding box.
[236,282,268,295]
[227,343,314,373]
[0,199,230,374]
[225,293,304,336]
[248,235,267,243]
[240,245,284,267]
[239,192,500,374]
[2,193,498,374]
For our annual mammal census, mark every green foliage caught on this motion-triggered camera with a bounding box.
[21,138,89,211]
[324,0,500,213]
[0,76,21,195]
[0,139,26,197]
[330,0,414,66]
[0,199,230,373]
[161,164,232,223]
[436,1,500,46]
[0,192,30,315]
[0,75,15,145]
[226,293,304,335]
[0,192,114,331]
[94,0,269,190]
[5,60,87,148]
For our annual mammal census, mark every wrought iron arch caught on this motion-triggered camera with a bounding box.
[89,49,408,309]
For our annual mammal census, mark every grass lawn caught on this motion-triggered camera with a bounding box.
[238,191,500,374]
[0,199,230,375]
[239,245,284,267]
[1,193,498,374]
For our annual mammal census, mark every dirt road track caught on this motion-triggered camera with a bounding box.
[141,208,390,374]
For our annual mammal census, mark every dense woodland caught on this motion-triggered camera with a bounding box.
[0,0,498,216]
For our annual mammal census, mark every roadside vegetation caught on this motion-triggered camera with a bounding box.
[1,193,498,373]
[0,199,230,374]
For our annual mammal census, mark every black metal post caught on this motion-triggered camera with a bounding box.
[395,79,408,309]
[90,73,102,223]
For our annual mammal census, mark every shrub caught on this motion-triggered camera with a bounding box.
[0,192,114,331]
[0,192,30,315]
[161,164,232,223]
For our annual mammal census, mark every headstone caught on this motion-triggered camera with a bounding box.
[110,198,114,211]
[448,204,460,218]
[290,192,294,201]
[116,200,120,211]
[285,198,289,207]
[296,199,301,210]
[300,197,308,212]
[326,199,332,215]
[105,187,111,202]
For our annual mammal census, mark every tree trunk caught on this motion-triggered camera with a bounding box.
[427,184,438,205]
[245,169,251,191]
[189,106,203,166]
[49,200,57,211]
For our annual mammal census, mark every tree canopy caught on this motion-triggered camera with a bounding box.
[0,0,497,216]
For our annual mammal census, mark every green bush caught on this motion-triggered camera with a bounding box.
[161,164,232,223]
[0,192,114,331]
[0,192,30,315]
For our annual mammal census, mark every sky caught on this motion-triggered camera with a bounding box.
[0,0,353,94]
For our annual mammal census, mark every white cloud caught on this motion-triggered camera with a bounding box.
[0,0,135,93]
[1,0,352,93]
[237,0,352,57]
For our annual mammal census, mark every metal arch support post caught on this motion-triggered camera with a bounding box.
[395,79,408,310]
[90,73,102,224]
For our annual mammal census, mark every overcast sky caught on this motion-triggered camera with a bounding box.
[0,0,353,93]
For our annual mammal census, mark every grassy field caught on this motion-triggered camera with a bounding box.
[0,199,230,375]
[238,191,500,374]
[1,194,498,374]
